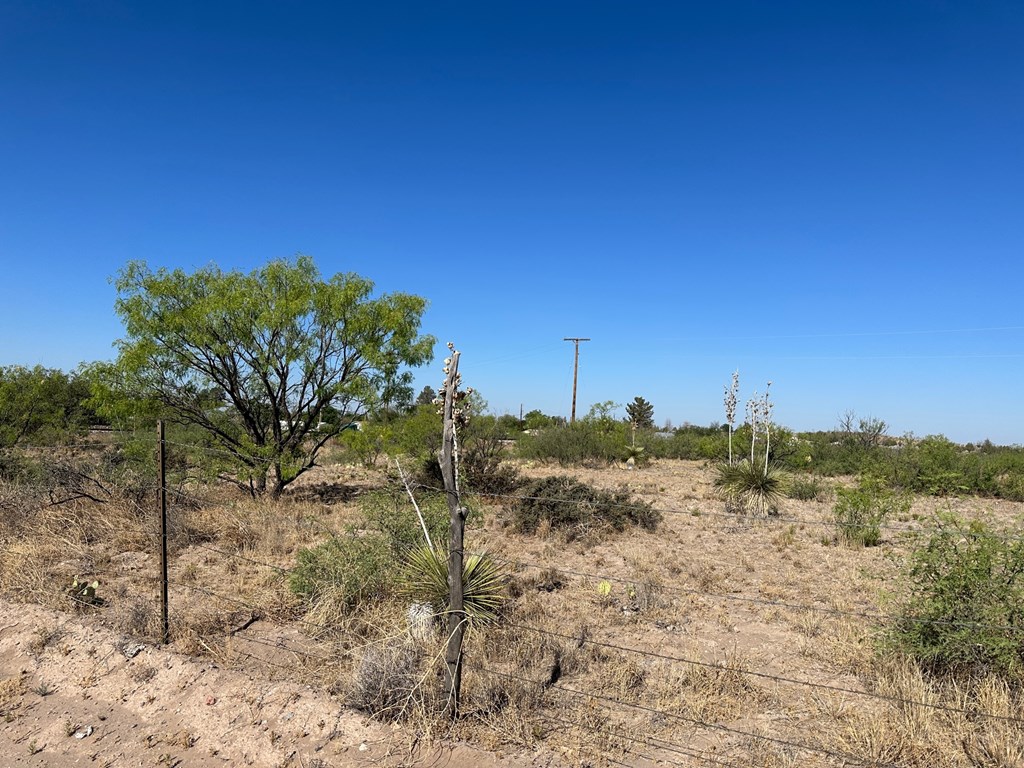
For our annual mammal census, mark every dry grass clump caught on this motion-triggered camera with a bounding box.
[0,474,152,611]
[349,637,434,721]
[28,623,66,655]
[469,672,545,746]
[0,676,27,721]
[817,654,1024,767]
[109,592,161,638]
[195,496,330,559]
[649,651,764,724]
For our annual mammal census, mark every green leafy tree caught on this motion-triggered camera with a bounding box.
[523,409,560,430]
[625,396,655,430]
[584,401,622,434]
[0,366,94,448]
[110,256,434,497]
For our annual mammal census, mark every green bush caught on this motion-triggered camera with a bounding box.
[290,487,456,611]
[645,424,728,461]
[413,442,523,498]
[0,365,96,449]
[518,423,625,466]
[787,474,829,502]
[786,430,1024,503]
[714,461,787,516]
[359,490,449,557]
[888,516,1024,680]
[505,475,660,540]
[0,450,42,483]
[832,476,910,547]
[289,532,392,607]
[341,422,393,468]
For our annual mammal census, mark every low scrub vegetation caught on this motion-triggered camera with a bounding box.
[832,476,911,547]
[889,515,1024,681]
[289,532,393,610]
[518,423,626,466]
[787,474,830,502]
[504,475,660,540]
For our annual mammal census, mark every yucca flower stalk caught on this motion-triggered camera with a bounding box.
[747,393,758,465]
[723,370,739,466]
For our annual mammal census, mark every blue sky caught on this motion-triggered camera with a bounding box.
[2,1,1022,443]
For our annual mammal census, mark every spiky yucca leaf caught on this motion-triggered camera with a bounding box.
[400,545,506,626]
[714,460,787,516]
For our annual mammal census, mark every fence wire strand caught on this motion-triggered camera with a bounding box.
[468,663,903,768]
[8,432,1024,768]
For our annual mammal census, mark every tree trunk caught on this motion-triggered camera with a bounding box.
[439,350,466,717]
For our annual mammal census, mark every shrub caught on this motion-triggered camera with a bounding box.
[888,516,1024,680]
[505,475,660,540]
[413,439,523,497]
[341,422,392,468]
[359,489,448,557]
[714,461,787,516]
[832,476,910,547]
[518,423,625,466]
[289,485,481,614]
[461,433,523,496]
[893,435,969,495]
[387,404,445,459]
[288,532,392,608]
[788,474,829,502]
[0,450,42,483]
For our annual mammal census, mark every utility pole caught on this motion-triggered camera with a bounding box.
[563,337,590,424]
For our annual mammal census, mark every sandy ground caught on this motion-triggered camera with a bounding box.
[0,600,546,768]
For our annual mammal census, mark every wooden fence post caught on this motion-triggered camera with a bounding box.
[157,420,169,645]
[439,348,466,715]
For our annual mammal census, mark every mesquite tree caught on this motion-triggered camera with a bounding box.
[110,256,434,497]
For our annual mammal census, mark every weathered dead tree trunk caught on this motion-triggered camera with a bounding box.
[439,346,467,716]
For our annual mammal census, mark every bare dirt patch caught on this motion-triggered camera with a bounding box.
[0,600,542,768]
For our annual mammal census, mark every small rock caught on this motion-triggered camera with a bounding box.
[205,696,217,706]
[74,725,94,739]
[121,642,146,659]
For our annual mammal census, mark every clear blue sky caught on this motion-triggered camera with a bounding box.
[2,2,1022,444]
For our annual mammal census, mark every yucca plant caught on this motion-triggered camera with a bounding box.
[714,460,787,516]
[400,545,506,627]
[623,443,647,466]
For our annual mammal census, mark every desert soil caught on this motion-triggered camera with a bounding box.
[3,457,1023,767]
[0,599,544,768]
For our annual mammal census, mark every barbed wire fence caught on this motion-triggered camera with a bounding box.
[3,422,1024,768]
